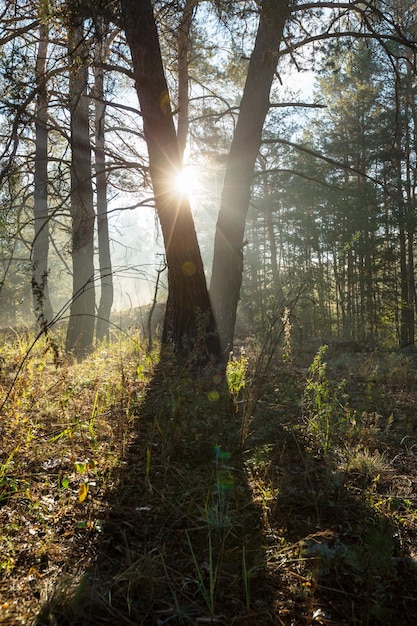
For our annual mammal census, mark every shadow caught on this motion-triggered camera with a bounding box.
[244,402,417,626]
[35,354,274,625]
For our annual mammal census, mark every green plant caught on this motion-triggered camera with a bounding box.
[226,350,247,397]
[303,345,336,453]
[186,530,221,617]
[302,345,355,454]
[345,446,386,479]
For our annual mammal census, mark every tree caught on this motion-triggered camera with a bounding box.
[177,0,198,162]
[120,0,222,364]
[31,7,53,330]
[209,0,291,353]
[94,21,114,343]
[65,14,96,357]
[2,0,417,358]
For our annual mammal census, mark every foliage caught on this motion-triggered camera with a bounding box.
[226,348,247,397]
[302,345,346,453]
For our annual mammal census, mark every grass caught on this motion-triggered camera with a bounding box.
[1,328,417,624]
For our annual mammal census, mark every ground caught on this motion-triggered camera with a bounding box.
[1,330,417,625]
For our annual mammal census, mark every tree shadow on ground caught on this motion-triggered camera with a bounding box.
[245,403,417,626]
[35,354,274,625]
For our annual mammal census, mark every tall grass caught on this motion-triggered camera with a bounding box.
[0,327,155,622]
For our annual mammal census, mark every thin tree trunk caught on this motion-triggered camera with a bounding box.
[404,75,415,348]
[395,73,414,349]
[65,19,96,357]
[265,201,280,296]
[258,156,281,298]
[32,18,53,329]
[177,0,197,162]
[94,25,113,343]
[121,0,222,364]
[210,0,290,353]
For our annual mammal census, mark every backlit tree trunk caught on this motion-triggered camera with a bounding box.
[94,24,113,343]
[177,0,197,161]
[32,16,53,329]
[121,0,222,363]
[65,19,96,357]
[210,0,290,353]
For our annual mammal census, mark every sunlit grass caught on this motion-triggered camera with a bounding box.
[0,327,157,621]
[2,333,417,624]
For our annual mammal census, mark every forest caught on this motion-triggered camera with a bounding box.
[1,0,417,624]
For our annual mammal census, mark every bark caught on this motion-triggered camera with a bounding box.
[210,0,291,353]
[177,0,197,161]
[404,73,415,348]
[32,18,53,329]
[65,19,96,357]
[120,0,222,364]
[94,25,113,343]
[395,69,415,350]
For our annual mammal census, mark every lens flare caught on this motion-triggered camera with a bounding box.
[172,166,197,197]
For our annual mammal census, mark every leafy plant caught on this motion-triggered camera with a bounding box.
[226,350,247,397]
[303,345,347,453]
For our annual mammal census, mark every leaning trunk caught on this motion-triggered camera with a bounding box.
[210,0,290,353]
[121,0,222,363]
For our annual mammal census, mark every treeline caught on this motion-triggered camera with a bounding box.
[242,33,417,348]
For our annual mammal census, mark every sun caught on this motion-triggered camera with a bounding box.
[172,166,197,197]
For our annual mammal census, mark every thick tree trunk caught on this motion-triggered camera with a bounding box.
[32,19,53,329]
[210,0,290,353]
[65,20,96,357]
[121,0,222,363]
[94,27,113,343]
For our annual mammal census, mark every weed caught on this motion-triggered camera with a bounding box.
[344,446,387,484]
[186,530,220,617]
[226,349,247,398]
[303,345,341,453]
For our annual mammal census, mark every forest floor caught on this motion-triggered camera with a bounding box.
[1,328,417,625]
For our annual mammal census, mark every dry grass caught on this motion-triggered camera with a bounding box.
[0,328,151,624]
[1,332,417,625]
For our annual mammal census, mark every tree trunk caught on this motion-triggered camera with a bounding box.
[121,0,222,364]
[404,73,415,348]
[65,19,96,357]
[32,18,53,329]
[177,0,197,161]
[94,25,113,343]
[210,0,290,353]
[395,69,414,350]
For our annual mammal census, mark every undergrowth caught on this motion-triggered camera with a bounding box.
[1,328,417,625]
[0,328,153,623]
